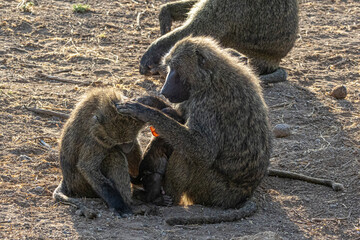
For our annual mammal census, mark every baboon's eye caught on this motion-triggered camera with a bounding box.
[195,50,206,67]
[143,170,152,176]
[93,114,105,124]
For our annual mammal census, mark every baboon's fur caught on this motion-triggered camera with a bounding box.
[53,89,145,217]
[140,0,299,83]
[119,37,271,216]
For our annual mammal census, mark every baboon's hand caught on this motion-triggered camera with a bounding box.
[110,207,133,218]
[116,101,153,122]
[140,63,167,76]
[139,53,162,75]
[139,42,170,76]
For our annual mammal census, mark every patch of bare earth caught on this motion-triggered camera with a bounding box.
[0,0,359,239]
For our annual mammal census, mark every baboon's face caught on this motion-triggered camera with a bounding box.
[162,41,212,103]
[161,67,191,103]
[93,106,144,146]
[113,115,144,143]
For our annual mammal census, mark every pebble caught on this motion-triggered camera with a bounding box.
[18,155,32,161]
[75,209,83,216]
[30,186,44,195]
[330,85,347,99]
[273,124,291,138]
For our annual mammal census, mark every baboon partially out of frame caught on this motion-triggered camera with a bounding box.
[53,89,145,218]
[140,0,299,83]
[119,36,271,223]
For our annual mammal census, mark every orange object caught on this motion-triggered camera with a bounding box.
[150,126,159,137]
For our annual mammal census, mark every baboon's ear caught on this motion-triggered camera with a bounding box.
[196,50,207,68]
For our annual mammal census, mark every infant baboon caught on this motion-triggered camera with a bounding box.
[140,0,299,83]
[119,36,271,224]
[131,107,184,206]
[53,89,145,218]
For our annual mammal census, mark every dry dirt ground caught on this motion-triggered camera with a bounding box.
[0,0,359,239]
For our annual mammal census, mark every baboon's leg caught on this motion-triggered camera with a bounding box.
[268,168,344,191]
[164,152,190,205]
[248,57,278,75]
[224,48,248,64]
[102,152,132,206]
[259,68,288,84]
[164,154,257,225]
[159,0,199,35]
[133,188,173,207]
[248,57,287,83]
[53,181,97,219]
[224,48,287,84]
[165,152,250,208]
[77,149,132,216]
[126,141,142,177]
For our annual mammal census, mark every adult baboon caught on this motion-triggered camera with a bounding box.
[53,89,145,218]
[140,0,299,83]
[119,37,271,223]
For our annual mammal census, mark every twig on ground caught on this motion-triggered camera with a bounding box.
[136,11,145,30]
[311,210,352,222]
[269,102,292,108]
[268,168,344,191]
[25,106,70,120]
[329,58,349,69]
[36,72,92,86]
[52,68,73,74]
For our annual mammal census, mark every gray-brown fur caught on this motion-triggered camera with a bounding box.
[118,37,271,223]
[140,0,298,83]
[53,89,145,217]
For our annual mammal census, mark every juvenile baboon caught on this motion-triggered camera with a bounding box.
[53,89,145,218]
[119,36,271,224]
[131,107,184,206]
[140,0,299,83]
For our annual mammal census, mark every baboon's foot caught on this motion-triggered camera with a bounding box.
[260,68,288,84]
[75,206,98,219]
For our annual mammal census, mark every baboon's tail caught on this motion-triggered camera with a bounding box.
[53,181,97,219]
[165,201,257,226]
[259,67,288,84]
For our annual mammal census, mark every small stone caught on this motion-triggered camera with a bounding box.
[330,85,347,99]
[329,203,338,209]
[18,155,32,161]
[273,124,291,138]
[30,186,44,195]
[75,209,84,216]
